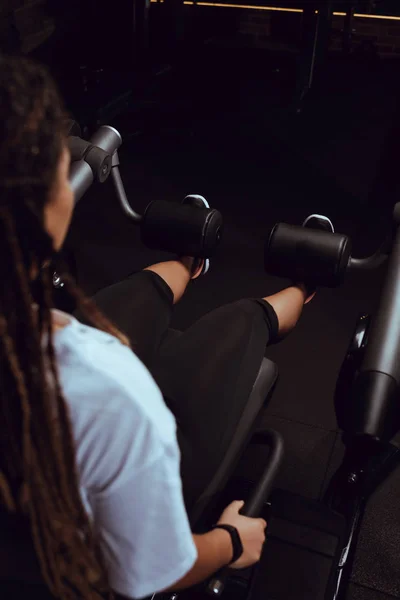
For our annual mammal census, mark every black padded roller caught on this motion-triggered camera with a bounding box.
[265,223,352,288]
[141,200,223,258]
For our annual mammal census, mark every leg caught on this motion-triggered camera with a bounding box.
[265,283,312,337]
[152,285,309,511]
[75,258,198,368]
[144,256,204,304]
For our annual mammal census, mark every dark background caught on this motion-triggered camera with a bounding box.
[2,1,400,598]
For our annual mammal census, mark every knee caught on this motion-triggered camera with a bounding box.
[231,299,260,313]
[227,299,267,330]
[230,299,267,321]
[230,299,279,343]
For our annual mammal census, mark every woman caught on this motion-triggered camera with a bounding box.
[0,55,316,600]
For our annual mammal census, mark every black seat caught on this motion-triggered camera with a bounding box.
[159,328,278,526]
[190,355,278,526]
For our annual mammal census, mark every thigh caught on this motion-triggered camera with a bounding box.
[75,270,174,369]
[152,298,279,510]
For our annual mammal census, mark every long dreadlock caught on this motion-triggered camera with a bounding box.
[0,55,128,599]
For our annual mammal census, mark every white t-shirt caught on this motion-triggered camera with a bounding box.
[52,309,197,599]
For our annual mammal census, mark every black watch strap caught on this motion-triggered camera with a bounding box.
[211,524,243,565]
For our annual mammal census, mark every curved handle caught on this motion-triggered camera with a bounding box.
[240,430,284,516]
[349,252,387,272]
[207,429,284,597]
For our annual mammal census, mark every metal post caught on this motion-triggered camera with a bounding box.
[163,0,185,58]
[343,2,355,55]
[133,0,152,67]
[294,0,334,112]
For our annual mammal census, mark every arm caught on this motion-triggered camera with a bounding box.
[169,530,232,591]
[114,531,232,600]
[113,500,266,599]
[73,333,266,599]
[167,500,267,592]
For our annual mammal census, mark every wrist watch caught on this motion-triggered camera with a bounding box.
[211,524,244,564]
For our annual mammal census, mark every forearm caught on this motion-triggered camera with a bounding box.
[265,284,308,338]
[166,530,232,591]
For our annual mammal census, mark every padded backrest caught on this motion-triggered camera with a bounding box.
[189,356,278,526]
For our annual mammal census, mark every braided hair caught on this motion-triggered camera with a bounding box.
[0,55,128,599]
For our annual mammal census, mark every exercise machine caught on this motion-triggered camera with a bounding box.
[68,124,223,258]
[63,126,282,543]
[293,1,374,112]
[62,125,288,600]
[61,124,400,600]
[259,216,399,600]
[0,123,283,599]
[4,122,400,600]
[167,211,399,600]
[53,122,223,293]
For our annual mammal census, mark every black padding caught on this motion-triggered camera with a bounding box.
[253,489,347,600]
[141,200,223,258]
[265,223,352,287]
[68,137,112,183]
[259,538,337,600]
[271,517,339,557]
[270,489,346,538]
[84,145,112,183]
[190,357,278,526]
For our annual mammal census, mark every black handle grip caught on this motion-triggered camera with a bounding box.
[239,430,284,517]
[207,429,284,597]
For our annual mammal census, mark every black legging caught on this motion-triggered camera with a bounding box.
[77,270,279,512]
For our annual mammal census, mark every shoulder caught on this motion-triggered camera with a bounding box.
[53,314,177,455]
